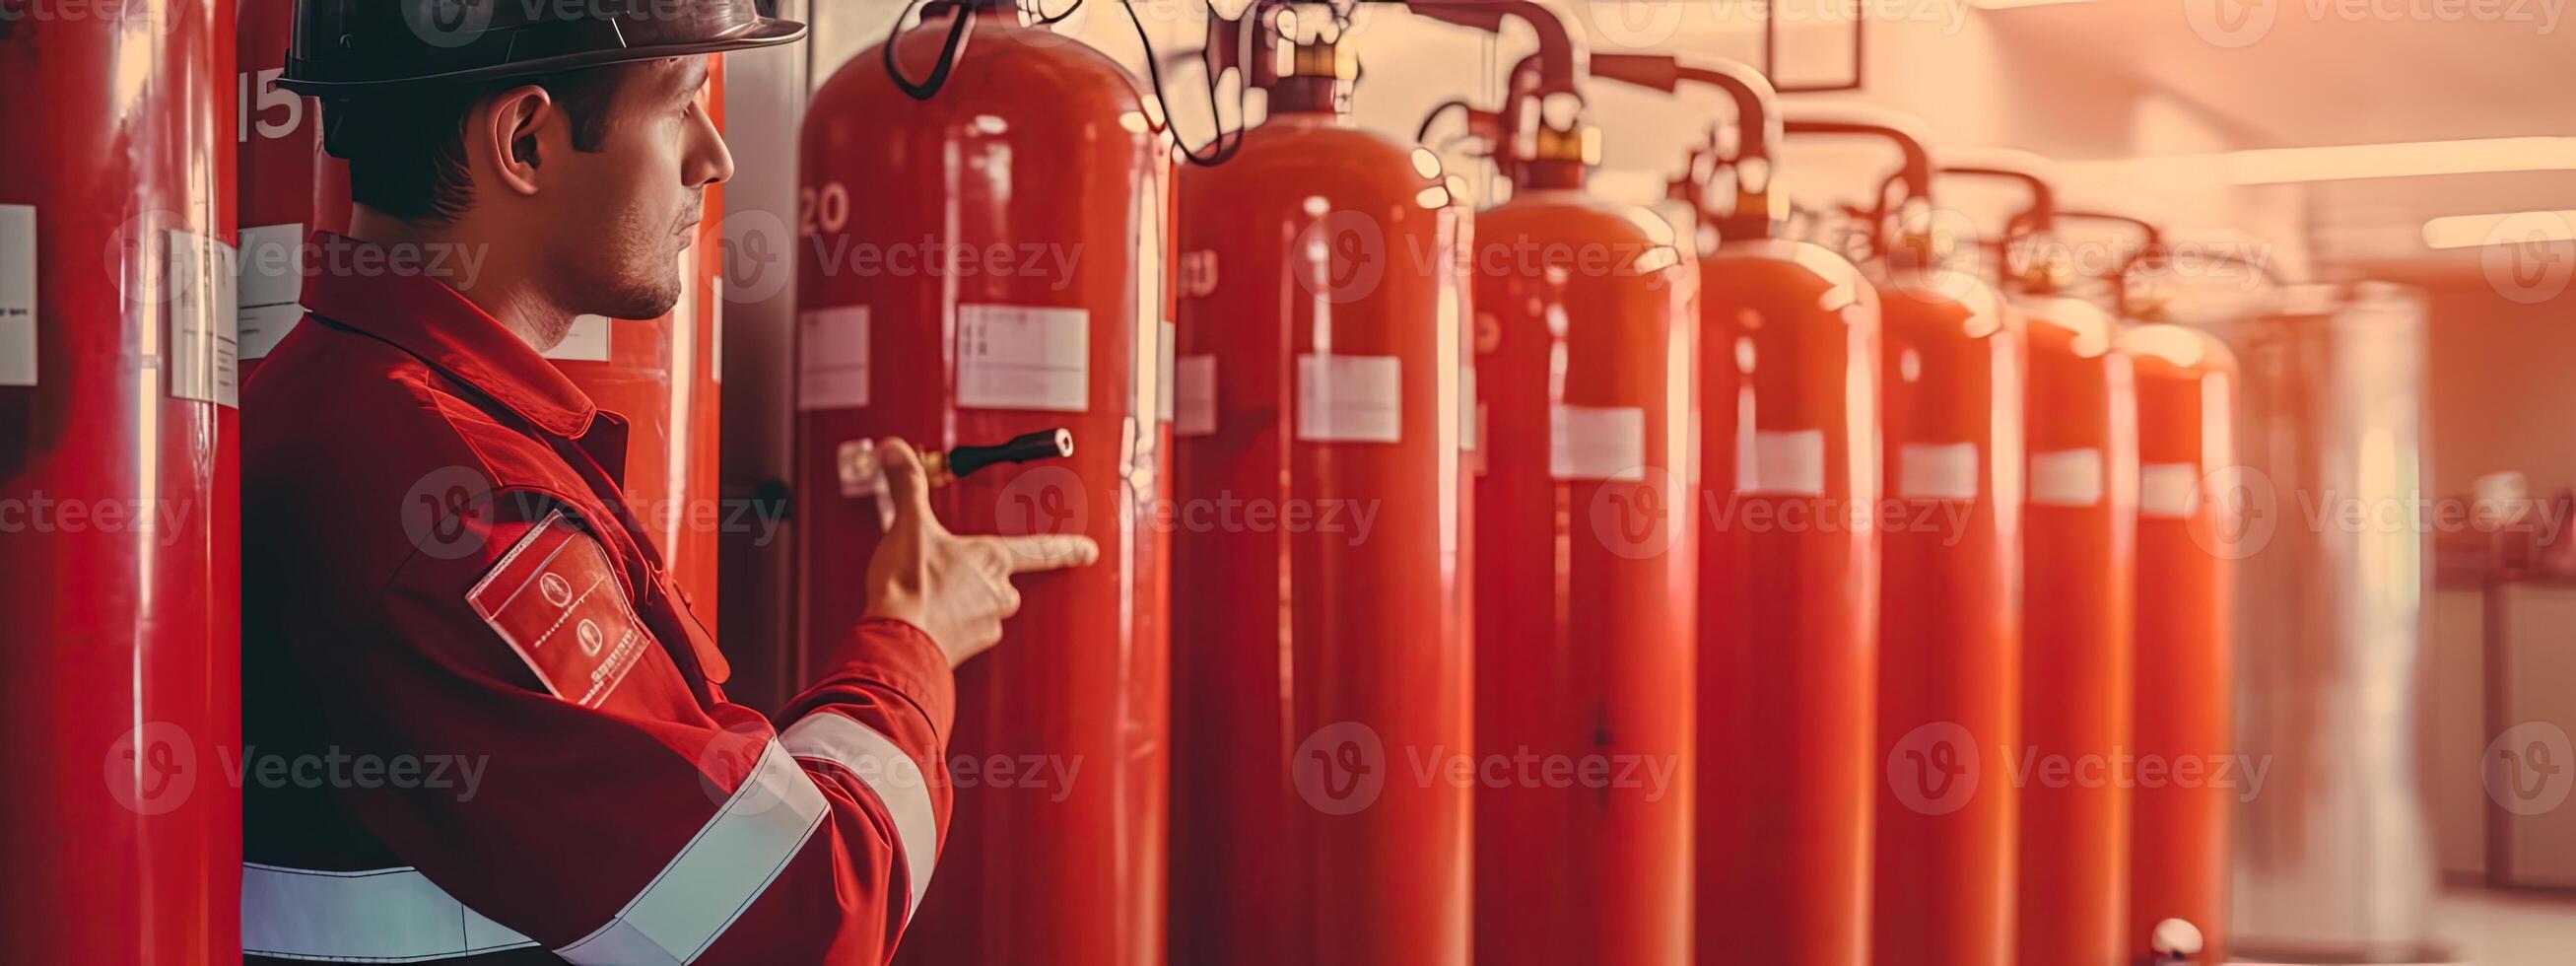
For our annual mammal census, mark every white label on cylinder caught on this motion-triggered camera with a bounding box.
[2030,448,2106,508]
[1550,405,1646,481]
[2138,462,2201,518]
[237,223,304,360]
[1898,442,1981,501]
[797,306,869,411]
[1297,354,1401,444]
[958,304,1088,412]
[0,204,33,386]
[168,230,239,408]
[1742,429,1827,496]
[544,314,611,362]
[1156,320,1177,423]
[1458,364,1477,452]
[1175,354,1217,438]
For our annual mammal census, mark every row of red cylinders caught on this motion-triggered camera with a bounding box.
[793,14,2240,966]
[0,2,2233,962]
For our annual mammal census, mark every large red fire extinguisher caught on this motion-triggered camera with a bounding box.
[2119,320,2234,966]
[1413,4,1699,962]
[1938,160,2139,966]
[799,3,1171,963]
[236,2,726,629]
[1584,58,1885,966]
[1784,112,2023,966]
[0,1,242,962]
[1168,6,1471,965]
[2067,210,2238,966]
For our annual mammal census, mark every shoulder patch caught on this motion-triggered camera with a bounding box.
[467,511,652,709]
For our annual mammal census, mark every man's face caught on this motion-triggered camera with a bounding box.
[541,56,730,321]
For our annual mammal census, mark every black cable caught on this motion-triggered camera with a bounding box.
[1415,99,1471,145]
[1128,0,1248,167]
[1027,0,1084,27]
[883,0,977,101]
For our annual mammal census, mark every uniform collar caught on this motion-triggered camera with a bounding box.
[302,232,601,440]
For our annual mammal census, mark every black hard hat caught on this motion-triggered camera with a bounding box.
[279,0,804,95]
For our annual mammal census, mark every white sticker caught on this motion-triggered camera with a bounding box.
[1296,354,1401,444]
[1175,354,1216,438]
[1157,319,1176,423]
[2138,462,2200,518]
[0,204,33,386]
[1898,442,1980,501]
[236,223,304,360]
[168,230,239,408]
[958,304,1088,412]
[1458,364,1477,452]
[1550,405,1646,481]
[797,306,870,411]
[545,314,611,362]
[1740,429,1826,496]
[2030,448,2105,508]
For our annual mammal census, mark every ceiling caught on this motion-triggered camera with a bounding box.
[1975,0,2576,273]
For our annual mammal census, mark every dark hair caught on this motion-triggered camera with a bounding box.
[321,65,637,223]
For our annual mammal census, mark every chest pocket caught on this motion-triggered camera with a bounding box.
[467,510,701,721]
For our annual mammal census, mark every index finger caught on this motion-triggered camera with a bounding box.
[990,534,1101,575]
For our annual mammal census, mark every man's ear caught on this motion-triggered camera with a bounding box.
[471,85,557,199]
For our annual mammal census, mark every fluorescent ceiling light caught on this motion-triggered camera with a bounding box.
[2422,210,2576,250]
[2227,137,2576,184]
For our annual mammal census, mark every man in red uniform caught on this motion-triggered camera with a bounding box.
[240,2,1093,962]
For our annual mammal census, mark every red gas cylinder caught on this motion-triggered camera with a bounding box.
[1415,4,1699,962]
[1589,58,1884,966]
[1167,10,1471,966]
[2119,322,2236,966]
[237,0,346,380]
[1930,161,2139,966]
[0,0,242,962]
[1786,114,2024,966]
[2015,291,2138,966]
[798,4,1171,963]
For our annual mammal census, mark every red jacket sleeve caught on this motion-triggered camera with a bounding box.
[256,504,952,965]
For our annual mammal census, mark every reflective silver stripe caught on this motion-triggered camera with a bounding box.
[779,711,941,921]
[556,739,830,964]
[245,739,827,965]
[241,863,538,962]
